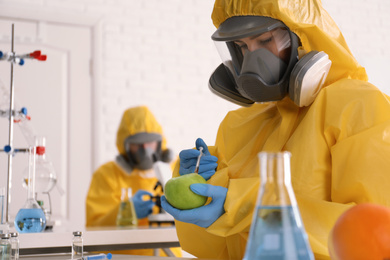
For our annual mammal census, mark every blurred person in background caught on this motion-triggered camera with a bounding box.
[161,0,390,259]
[86,105,181,257]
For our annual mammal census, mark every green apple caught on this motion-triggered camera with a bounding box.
[164,173,207,210]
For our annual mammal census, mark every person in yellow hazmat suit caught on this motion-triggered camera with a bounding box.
[86,105,181,257]
[161,0,390,259]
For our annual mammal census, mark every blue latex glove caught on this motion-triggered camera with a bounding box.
[133,190,155,219]
[161,183,228,228]
[179,138,218,180]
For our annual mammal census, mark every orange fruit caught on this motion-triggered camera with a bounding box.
[329,203,390,260]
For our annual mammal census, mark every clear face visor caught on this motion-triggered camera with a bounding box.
[214,27,292,85]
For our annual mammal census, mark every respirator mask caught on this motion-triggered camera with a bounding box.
[124,133,161,171]
[209,16,332,107]
[127,146,157,170]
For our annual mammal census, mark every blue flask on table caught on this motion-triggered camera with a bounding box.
[14,146,46,233]
[243,152,314,260]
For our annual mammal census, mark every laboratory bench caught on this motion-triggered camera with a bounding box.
[18,226,181,256]
[20,254,197,259]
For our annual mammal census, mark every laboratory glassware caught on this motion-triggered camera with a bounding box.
[10,232,19,260]
[116,187,138,227]
[25,136,57,193]
[72,231,83,259]
[14,147,46,233]
[22,136,57,193]
[0,188,4,225]
[1,24,47,226]
[0,187,8,235]
[22,136,57,226]
[243,151,314,260]
[0,233,11,259]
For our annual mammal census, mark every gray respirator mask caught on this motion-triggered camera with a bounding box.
[127,147,157,170]
[209,16,332,107]
[124,133,173,171]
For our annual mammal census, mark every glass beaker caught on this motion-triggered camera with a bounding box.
[116,188,138,227]
[14,147,46,233]
[243,152,314,260]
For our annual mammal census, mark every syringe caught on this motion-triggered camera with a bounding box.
[194,147,204,173]
[73,253,113,260]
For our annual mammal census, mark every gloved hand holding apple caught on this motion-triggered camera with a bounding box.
[164,173,208,210]
[164,137,216,210]
[161,182,227,228]
[161,138,227,228]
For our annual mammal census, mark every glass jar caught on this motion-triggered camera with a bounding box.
[71,231,83,259]
[10,232,19,260]
[0,233,11,260]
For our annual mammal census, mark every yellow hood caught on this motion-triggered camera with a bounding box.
[211,0,368,85]
[116,106,167,155]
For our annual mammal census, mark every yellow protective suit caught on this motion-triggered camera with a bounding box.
[86,106,181,257]
[173,1,390,259]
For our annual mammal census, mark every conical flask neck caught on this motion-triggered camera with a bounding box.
[258,152,294,207]
[121,188,133,201]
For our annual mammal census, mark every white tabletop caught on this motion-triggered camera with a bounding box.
[19,226,180,255]
[20,254,195,260]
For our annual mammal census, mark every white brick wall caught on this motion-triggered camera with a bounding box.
[323,0,390,93]
[2,0,389,170]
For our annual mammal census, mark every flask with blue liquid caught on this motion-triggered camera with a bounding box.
[243,152,314,260]
[14,146,46,233]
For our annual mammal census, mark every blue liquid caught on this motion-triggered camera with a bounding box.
[84,253,112,259]
[14,208,46,233]
[243,205,314,260]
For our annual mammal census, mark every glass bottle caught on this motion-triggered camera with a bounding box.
[243,152,314,260]
[0,233,11,260]
[14,147,46,233]
[10,232,19,260]
[116,188,138,227]
[71,231,83,259]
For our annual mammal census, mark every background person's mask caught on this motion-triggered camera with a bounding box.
[128,147,157,170]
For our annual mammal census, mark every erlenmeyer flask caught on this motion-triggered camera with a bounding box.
[14,147,46,233]
[116,188,138,227]
[243,152,314,260]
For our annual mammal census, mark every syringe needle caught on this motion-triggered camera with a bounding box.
[194,147,203,173]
